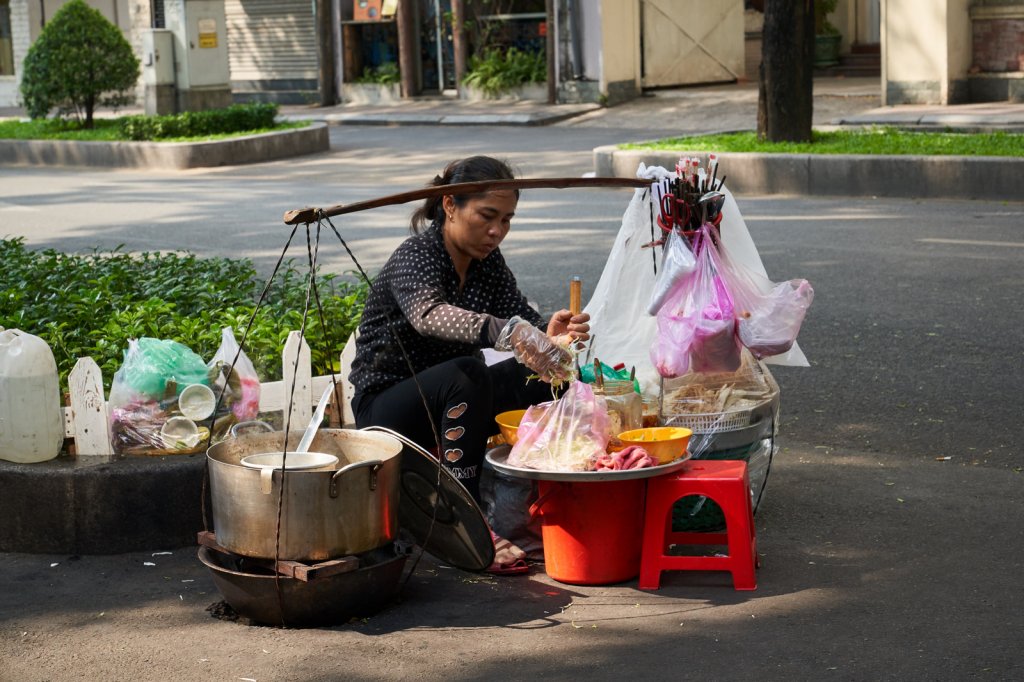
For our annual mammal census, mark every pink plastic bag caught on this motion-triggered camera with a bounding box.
[715,237,814,359]
[651,228,742,377]
[507,381,609,472]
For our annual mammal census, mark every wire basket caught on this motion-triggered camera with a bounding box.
[661,408,757,434]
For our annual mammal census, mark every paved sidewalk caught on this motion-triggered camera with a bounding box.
[3,77,1021,132]
[274,77,1024,132]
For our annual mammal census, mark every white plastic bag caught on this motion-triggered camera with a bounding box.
[647,228,697,316]
[583,164,667,395]
[207,327,261,437]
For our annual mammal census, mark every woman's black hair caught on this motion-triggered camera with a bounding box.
[410,156,518,233]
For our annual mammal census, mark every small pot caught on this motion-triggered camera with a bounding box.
[240,451,339,494]
[207,428,402,561]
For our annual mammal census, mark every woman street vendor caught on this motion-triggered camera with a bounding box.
[350,156,590,503]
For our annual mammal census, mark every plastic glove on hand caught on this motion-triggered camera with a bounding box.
[495,317,575,384]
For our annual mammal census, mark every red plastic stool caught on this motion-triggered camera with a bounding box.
[639,460,758,591]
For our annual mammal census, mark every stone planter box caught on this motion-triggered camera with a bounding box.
[593,146,1024,202]
[459,82,548,102]
[341,83,403,105]
[0,122,329,170]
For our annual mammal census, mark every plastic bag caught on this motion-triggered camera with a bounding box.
[494,316,574,384]
[507,381,609,472]
[647,229,697,315]
[583,164,668,395]
[115,337,208,398]
[206,327,261,441]
[651,229,742,378]
[108,338,211,455]
[715,244,814,360]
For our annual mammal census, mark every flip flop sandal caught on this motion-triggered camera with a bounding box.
[485,557,530,576]
[488,530,530,575]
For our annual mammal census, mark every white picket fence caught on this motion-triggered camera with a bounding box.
[62,331,357,456]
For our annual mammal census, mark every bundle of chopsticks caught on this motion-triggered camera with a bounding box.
[654,154,727,241]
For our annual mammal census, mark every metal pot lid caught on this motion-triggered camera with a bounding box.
[361,427,494,572]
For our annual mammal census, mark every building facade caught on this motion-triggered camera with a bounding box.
[1,0,1019,110]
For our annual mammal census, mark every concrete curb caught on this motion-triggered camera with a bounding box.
[0,122,329,170]
[279,103,600,127]
[594,146,1023,201]
[0,455,207,554]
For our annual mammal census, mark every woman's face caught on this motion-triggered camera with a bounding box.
[442,190,518,262]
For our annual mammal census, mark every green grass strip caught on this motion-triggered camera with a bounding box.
[620,128,1024,157]
[0,118,307,142]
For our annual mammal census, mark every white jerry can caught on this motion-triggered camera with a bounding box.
[0,328,63,463]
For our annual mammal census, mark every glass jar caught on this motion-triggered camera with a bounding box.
[641,395,661,429]
[596,379,642,439]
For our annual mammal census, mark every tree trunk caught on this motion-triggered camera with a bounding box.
[757,0,814,142]
[452,0,467,94]
[397,0,420,98]
[316,0,337,106]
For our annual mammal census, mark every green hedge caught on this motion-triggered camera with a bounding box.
[118,103,279,141]
[1,238,367,392]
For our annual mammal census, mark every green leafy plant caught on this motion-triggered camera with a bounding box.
[355,62,401,85]
[462,47,545,97]
[815,0,840,36]
[0,238,368,392]
[118,103,279,141]
[620,128,1024,157]
[19,0,140,128]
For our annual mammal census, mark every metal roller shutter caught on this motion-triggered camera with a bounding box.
[224,0,317,82]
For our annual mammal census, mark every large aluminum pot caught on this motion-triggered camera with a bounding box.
[207,428,402,561]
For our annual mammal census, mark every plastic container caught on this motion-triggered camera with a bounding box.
[494,409,527,446]
[531,478,645,585]
[618,426,693,464]
[178,383,216,421]
[0,329,63,463]
[595,379,641,440]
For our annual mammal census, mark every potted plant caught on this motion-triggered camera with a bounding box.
[460,48,546,101]
[342,62,402,104]
[814,0,841,68]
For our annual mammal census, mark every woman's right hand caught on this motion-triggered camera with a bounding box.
[496,318,575,384]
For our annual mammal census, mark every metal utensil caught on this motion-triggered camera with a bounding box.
[296,384,336,454]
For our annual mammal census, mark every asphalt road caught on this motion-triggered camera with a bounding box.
[2,121,1023,681]
[2,124,1021,467]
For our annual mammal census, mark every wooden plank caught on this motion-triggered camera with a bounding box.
[196,531,358,582]
[339,332,358,428]
[292,556,359,581]
[68,357,112,456]
[281,331,313,430]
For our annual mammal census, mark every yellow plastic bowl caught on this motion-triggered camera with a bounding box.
[494,409,527,446]
[617,426,693,464]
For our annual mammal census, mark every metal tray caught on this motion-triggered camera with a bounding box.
[485,445,690,483]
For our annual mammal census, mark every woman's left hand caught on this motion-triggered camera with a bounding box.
[547,309,590,346]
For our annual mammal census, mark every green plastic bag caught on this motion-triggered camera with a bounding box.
[118,337,209,398]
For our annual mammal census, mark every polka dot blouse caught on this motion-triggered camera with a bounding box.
[350,222,545,396]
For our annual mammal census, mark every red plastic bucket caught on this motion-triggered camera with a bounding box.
[532,479,646,585]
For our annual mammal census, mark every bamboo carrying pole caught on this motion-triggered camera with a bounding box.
[282,177,650,225]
